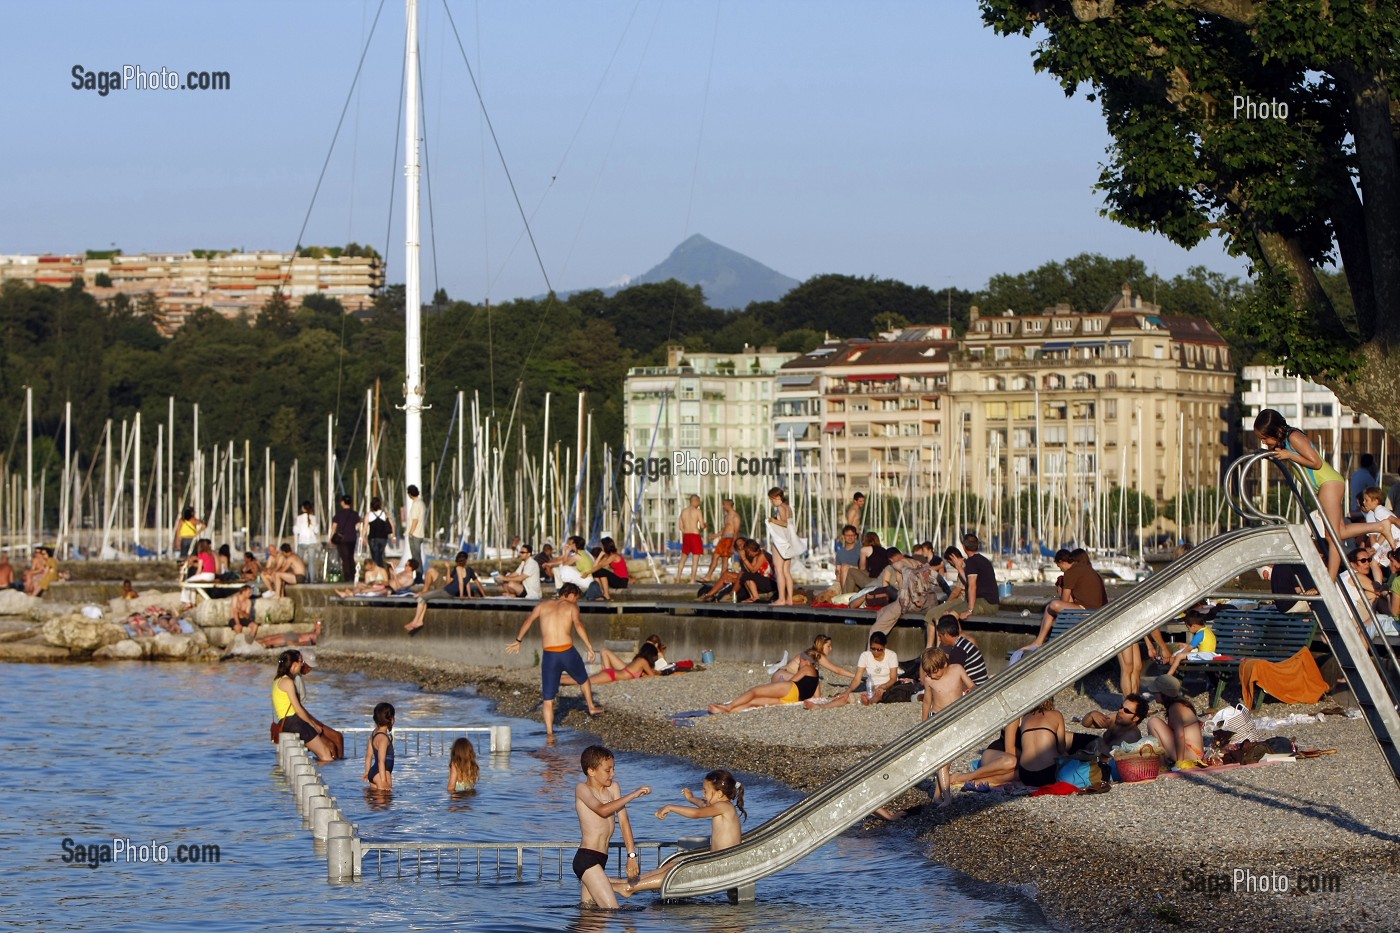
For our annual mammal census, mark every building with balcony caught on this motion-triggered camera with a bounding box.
[1239,366,1398,476]
[621,344,798,544]
[951,286,1236,541]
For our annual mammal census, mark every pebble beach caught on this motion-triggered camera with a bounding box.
[313,647,1400,933]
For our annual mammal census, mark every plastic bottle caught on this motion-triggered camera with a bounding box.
[864,674,874,701]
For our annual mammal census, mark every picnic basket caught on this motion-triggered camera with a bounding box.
[1115,750,1162,783]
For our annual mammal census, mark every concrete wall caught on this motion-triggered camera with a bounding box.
[321,600,1035,674]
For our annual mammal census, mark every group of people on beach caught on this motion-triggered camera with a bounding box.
[0,546,63,596]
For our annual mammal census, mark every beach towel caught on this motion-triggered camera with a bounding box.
[765,519,806,560]
[1239,646,1329,709]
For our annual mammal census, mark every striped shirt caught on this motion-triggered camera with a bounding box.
[949,636,988,686]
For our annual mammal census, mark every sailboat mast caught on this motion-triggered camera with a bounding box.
[402,0,425,490]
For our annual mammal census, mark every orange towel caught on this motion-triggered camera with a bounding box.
[1239,647,1330,709]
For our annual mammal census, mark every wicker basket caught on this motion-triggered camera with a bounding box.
[1116,754,1162,783]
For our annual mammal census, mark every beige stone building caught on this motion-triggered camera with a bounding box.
[952,286,1235,542]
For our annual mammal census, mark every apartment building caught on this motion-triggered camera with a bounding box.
[621,344,799,542]
[952,286,1235,518]
[1240,366,1398,474]
[0,250,384,332]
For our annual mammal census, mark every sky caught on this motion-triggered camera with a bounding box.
[1,0,1249,306]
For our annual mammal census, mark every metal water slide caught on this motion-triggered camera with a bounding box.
[660,519,1400,901]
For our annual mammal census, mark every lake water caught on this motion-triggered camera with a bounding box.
[2,662,1053,931]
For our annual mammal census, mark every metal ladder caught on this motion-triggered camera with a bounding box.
[1225,450,1400,785]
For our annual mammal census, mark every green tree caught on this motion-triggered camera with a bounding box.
[982,1,1400,429]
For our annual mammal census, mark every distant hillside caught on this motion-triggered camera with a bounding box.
[553,234,800,309]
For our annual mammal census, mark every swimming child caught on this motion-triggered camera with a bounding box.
[362,702,395,794]
[573,745,650,908]
[448,737,479,793]
[613,769,746,897]
[920,647,974,805]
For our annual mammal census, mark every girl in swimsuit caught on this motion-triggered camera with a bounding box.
[560,643,659,686]
[1009,697,1066,787]
[1256,408,1400,578]
[272,650,336,763]
[614,769,747,897]
[708,656,821,713]
[448,736,479,793]
[363,702,395,794]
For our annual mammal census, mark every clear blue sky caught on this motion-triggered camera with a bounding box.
[2,0,1247,305]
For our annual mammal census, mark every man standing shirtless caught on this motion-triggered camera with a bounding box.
[702,499,741,581]
[845,491,865,531]
[572,745,648,907]
[506,583,604,736]
[678,495,707,583]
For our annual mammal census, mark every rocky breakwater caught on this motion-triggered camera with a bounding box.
[0,587,312,663]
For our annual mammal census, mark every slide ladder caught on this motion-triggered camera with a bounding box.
[661,517,1400,900]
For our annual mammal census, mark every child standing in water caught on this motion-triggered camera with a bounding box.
[362,702,395,793]
[573,745,650,908]
[614,769,746,897]
[448,737,479,793]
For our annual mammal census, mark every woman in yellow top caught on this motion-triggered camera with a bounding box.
[1255,408,1400,578]
[172,506,205,559]
[273,649,337,763]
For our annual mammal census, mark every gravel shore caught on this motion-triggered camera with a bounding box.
[311,647,1400,932]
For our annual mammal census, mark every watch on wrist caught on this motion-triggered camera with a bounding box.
[627,851,637,859]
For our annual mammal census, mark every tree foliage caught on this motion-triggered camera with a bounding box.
[981,0,1400,429]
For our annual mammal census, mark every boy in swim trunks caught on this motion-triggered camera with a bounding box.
[678,495,707,583]
[506,583,605,737]
[702,498,741,581]
[573,745,650,908]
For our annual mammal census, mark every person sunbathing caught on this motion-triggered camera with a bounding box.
[336,560,393,597]
[709,654,820,713]
[561,643,659,686]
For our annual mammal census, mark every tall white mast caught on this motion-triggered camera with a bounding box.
[402,0,425,490]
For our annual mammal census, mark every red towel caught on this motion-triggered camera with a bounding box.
[1029,781,1079,796]
[1239,647,1329,708]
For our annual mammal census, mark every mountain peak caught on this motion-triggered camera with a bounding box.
[635,234,798,309]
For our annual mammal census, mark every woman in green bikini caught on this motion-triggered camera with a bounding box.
[1255,408,1400,577]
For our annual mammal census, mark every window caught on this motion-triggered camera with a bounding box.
[1304,403,1333,418]
[983,376,1005,391]
[994,346,1011,361]
[1071,402,1095,419]
[1153,345,1165,360]
[1083,318,1103,333]
[1042,425,1068,445]
[1011,376,1032,391]
[1267,378,1295,393]
[1044,402,1067,421]
[986,401,1008,419]
[880,399,900,412]
[850,448,870,461]
[1023,320,1043,333]
[1053,318,1074,332]
[1105,399,1117,420]
[1013,428,1035,447]
[1071,373,1096,390]
[1043,373,1065,390]
[1073,425,1096,445]
[679,425,700,447]
[680,383,697,400]
[1013,401,1035,419]
[851,424,871,438]
[1104,371,1118,388]
[853,401,870,412]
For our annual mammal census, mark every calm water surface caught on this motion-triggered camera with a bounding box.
[1,663,1052,931]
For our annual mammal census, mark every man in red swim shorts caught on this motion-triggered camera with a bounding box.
[678,494,707,583]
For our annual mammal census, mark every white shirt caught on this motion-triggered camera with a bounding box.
[407,498,427,537]
[1364,504,1398,567]
[518,558,541,600]
[293,512,319,545]
[856,648,900,689]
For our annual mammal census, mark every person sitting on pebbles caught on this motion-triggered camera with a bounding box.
[805,631,898,708]
[709,650,821,713]
[1141,674,1205,767]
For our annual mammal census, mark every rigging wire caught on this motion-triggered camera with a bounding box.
[290,0,389,261]
[417,36,443,304]
[381,53,408,281]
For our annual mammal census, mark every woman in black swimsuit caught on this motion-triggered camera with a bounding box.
[1010,697,1066,786]
[708,656,821,713]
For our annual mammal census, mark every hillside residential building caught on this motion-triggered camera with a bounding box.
[0,250,383,333]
